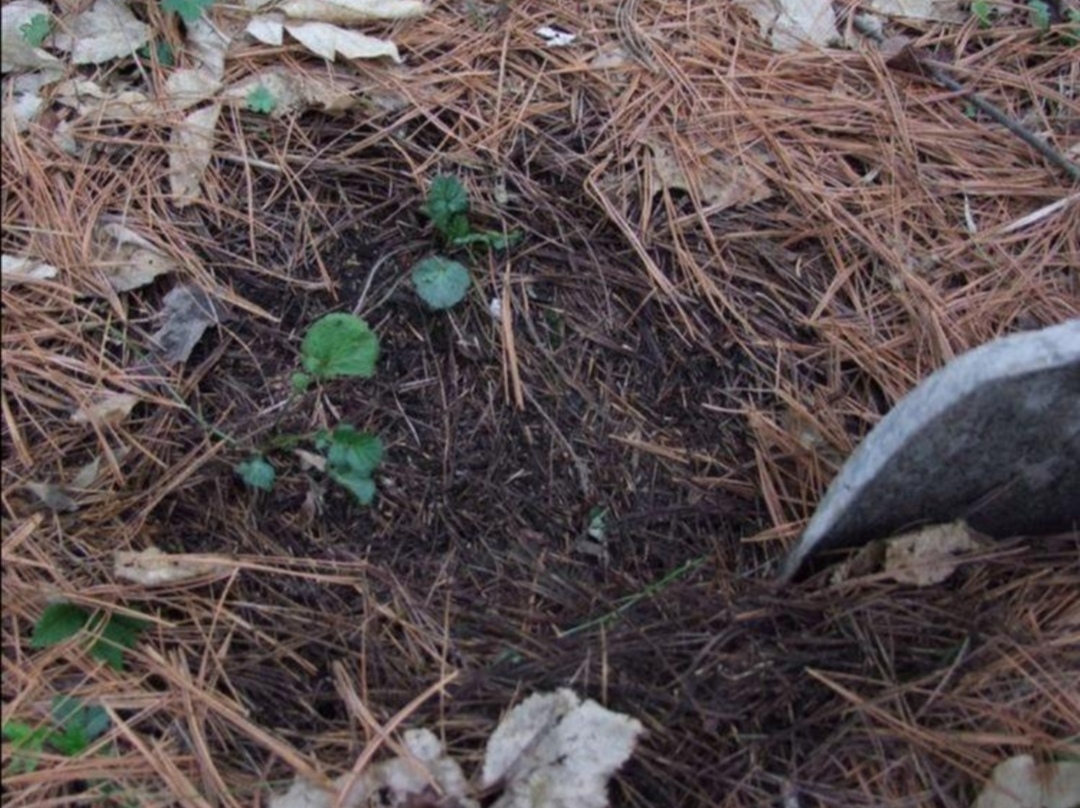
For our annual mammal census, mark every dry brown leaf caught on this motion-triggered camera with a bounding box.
[96,222,180,291]
[733,0,839,51]
[882,520,980,586]
[169,103,220,206]
[71,391,140,425]
[150,284,229,364]
[49,0,152,65]
[973,755,1080,808]
[223,68,360,115]
[115,546,229,586]
[1,254,59,285]
[645,139,771,212]
[283,21,402,62]
[278,0,429,23]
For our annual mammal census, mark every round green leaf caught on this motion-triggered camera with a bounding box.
[412,256,471,310]
[329,470,377,506]
[236,456,276,491]
[300,313,379,380]
[325,426,382,478]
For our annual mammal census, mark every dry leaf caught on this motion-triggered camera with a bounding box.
[482,689,644,808]
[279,0,429,23]
[72,391,140,425]
[270,730,476,808]
[186,18,229,82]
[150,284,229,365]
[49,0,152,65]
[973,755,1080,808]
[1,1,63,73]
[169,103,220,206]
[864,0,968,23]
[164,69,223,111]
[284,22,402,62]
[1,254,59,285]
[882,520,980,586]
[115,546,228,585]
[733,0,839,51]
[96,222,180,291]
[24,482,79,512]
[223,68,360,115]
[54,78,154,120]
[645,139,771,212]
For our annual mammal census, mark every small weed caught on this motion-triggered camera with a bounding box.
[31,602,146,671]
[247,85,276,114]
[1028,0,1051,30]
[971,0,993,27]
[413,175,521,311]
[3,696,111,774]
[20,13,51,47]
[236,314,383,506]
[161,0,215,23]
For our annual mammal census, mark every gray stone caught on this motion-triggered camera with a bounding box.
[780,319,1080,582]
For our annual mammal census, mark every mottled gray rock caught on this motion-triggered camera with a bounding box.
[781,320,1080,582]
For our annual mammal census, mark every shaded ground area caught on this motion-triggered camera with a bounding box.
[2,0,1078,805]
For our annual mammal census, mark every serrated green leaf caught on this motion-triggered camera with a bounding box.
[31,603,91,650]
[412,256,471,310]
[291,371,312,393]
[300,313,379,380]
[161,0,214,23]
[236,456,276,491]
[1029,0,1050,29]
[451,229,522,251]
[2,721,48,773]
[325,426,382,478]
[20,14,51,47]
[422,175,469,234]
[247,85,275,114]
[329,470,377,506]
[87,612,146,671]
[138,40,176,67]
[51,696,110,742]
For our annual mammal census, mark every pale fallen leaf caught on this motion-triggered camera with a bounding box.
[863,0,970,23]
[279,0,429,23]
[2,70,63,133]
[69,456,102,489]
[150,284,229,364]
[645,139,771,212]
[49,0,152,65]
[733,0,839,51]
[1,254,59,285]
[115,546,229,585]
[270,729,476,808]
[72,391,140,425]
[96,222,180,291]
[1,1,64,73]
[54,78,154,120]
[294,449,327,471]
[883,520,980,586]
[223,68,360,115]
[973,755,1080,808]
[164,68,223,111]
[247,13,286,46]
[284,21,402,63]
[24,482,79,512]
[186,18,229,82]
[536,26,576,47]
[482,689,644,808]
[169,103,221,206]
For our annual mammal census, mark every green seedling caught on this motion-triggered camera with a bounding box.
[971,0,993,27]
[1028,0,1051,30]
[317,424,383,506]
[3,697,111,774]
[20,13,51,47]
[247,85,276,114]
[137,40,176,67]
[291,312,379,393]
[161,0,215,23]
[412,256,472,310]
[235,455,276,490]
[31,602,146,672]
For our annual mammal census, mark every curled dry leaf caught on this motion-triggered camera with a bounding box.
[115,546,229,586]
[54,78,154,120]
[733,0,839,51]
[24,482,80,513]
[71,391,140,426]
[882,520,981,586]
[284,21,402,62]
[164,69,223,111]
[1,254,59,285]
[270,729,476,808]
[169,103,221,206]
[1,1,63,73]
[279,0,429,23]
[150,284,230,365]
[49,0,152,65]
[973,755,1080,808]
[482,689,644,808]
[223,67,360,115]
[645,138,770,212]
[96,222,180,291]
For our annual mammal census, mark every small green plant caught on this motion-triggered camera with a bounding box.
[1028,0,1051,30]
[971,0,993,27]
[20,13,51,47]
[412,256,472,310]
[137,40,176,67]
[236,314,383,506]
[412,175,521,311]
[317,425,383,506]
[161,0,215,24]
[291,312,379,393]
[2,696,111,774]
[247,85,276,114]
[31,602,146,671]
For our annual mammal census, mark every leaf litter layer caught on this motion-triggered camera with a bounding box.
[2,0,1078,805]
